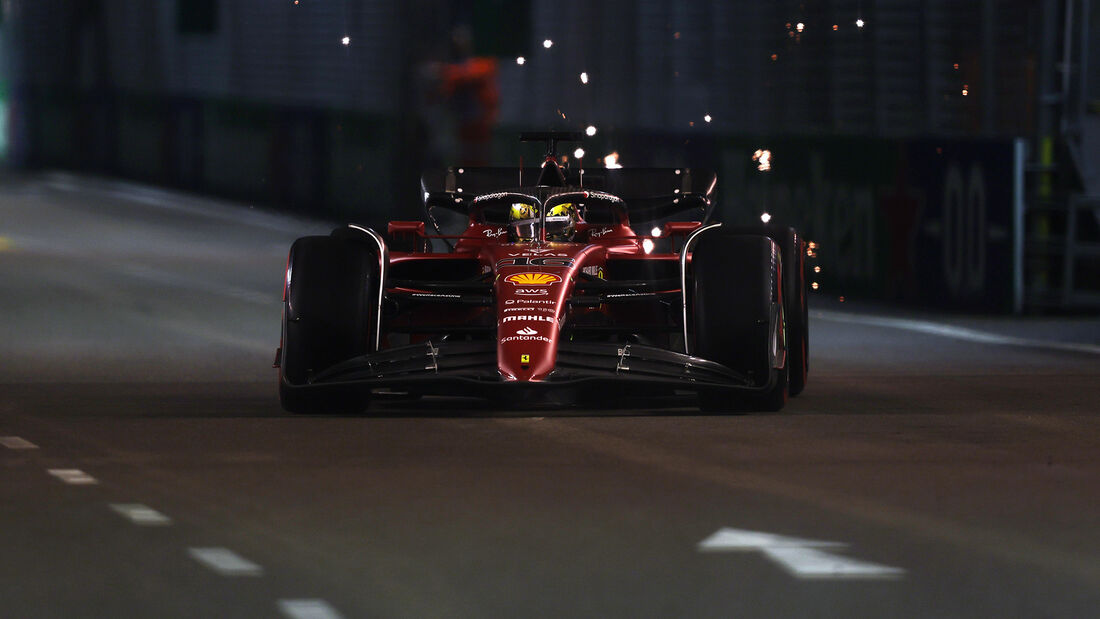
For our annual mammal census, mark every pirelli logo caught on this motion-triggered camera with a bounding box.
[505,273,561,286]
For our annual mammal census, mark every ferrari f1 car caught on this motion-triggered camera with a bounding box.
[276,133,808,413]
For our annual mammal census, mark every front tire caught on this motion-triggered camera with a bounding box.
[692,232,788,412]
[279,235,378,414]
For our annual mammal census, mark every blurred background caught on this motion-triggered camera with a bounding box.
[0,0,1097,311]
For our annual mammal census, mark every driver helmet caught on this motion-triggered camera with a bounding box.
[508,201,538,242]
[545,202,578,241]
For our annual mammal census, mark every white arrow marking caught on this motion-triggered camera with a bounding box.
[698,527,905,580]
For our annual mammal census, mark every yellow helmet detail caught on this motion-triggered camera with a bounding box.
[508,202,538,241]
[545,202,578,241]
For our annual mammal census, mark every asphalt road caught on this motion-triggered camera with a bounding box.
[3,173,1100,618]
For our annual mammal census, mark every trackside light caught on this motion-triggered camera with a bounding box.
[760,212,772,223]
[651,226,662,237]
[642,238,655,254]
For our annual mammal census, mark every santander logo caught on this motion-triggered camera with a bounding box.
[516,327,538,336]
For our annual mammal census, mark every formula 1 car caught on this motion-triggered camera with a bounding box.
[276,132,808,413]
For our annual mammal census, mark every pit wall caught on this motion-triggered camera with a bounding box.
[7,88,1024,311]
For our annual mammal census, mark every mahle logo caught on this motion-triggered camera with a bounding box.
[505,273,561,286]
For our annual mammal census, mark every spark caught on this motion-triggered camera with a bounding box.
[953,63,959,70]
[814,266,822,273]
[651,226,662,237]
[962,85,969,96]
[771,53,778,61]
[604,152,622,169]
[516,56,526,65]
[796,22,804,32]
[704,114,712,123]
[752,149,772,172]
[543,39,553,49]
[580,72,589,84]
[833,24,838,30]
[856,18,865,28]
[811,282,820,290]
[585,125,597,136]
[760,212,772,223]
[573,148,585,159]
[341,36,350,46]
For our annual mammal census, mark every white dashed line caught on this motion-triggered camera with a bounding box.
[47,469,97,484]
[109,504,172,526]
[1,436,38,449]
[188,547,264,576]
[277,599,346,619]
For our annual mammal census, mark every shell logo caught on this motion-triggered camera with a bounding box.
[505,273,561,286]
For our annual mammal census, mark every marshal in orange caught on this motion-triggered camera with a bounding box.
[505,273,561,286]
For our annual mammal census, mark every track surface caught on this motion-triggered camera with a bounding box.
[3,174,1099,618]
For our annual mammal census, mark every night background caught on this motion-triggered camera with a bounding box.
[2,0,1096,309]
[2,3,1100,618]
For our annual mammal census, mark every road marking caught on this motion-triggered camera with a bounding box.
[109,504,172,526]
[188,547,264,576]
[277,599,345,619]
[813,309,1100,355]
[698,527,905,580]
[1,436,38,449]
[47,469,97,485]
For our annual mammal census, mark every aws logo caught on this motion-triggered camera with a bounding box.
[505,273,561,286]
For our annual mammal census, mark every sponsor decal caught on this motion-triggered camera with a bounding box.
[590,227,614,238]
[502,315,555,323]
[411,292,462,299]
[516,326,538,336]
[482,228,507,239]
[509,298,555,305]
[505,273,561,286]
[581,265,605,279]
[503,306,555,314]
[507,249,568,256]
[520,354,530,363]
[500,335,552,343]
[497,257,574,268]
[515,287,550,296]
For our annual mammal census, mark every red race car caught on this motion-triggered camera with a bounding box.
[276,133,808,413]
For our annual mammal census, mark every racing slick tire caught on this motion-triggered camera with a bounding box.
[691,232,788,412]
[775,226,808,396]
[279,235,378,414]
[724,224,808,396]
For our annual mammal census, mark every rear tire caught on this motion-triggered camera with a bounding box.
[279,235,378,414]
[777,227,808,396]
[692,232,788,412]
